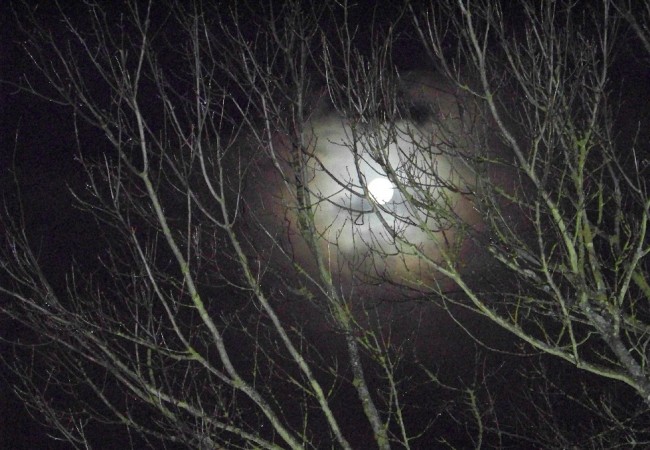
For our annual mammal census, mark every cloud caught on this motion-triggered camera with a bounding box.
[245,72,488,298]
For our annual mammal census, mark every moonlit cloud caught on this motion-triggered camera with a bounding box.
[248,72,487,295]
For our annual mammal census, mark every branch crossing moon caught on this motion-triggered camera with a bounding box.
[367,177,394,205]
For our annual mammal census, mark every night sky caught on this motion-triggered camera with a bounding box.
[2,1,650,449]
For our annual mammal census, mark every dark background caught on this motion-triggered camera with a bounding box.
[1,2,84,448]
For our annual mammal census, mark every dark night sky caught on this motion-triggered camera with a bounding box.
[2,1,650,449]
[0,2,94,448]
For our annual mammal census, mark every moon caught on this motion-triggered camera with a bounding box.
[367,177,394,205]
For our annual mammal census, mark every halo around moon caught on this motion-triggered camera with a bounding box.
[246,71,496,296]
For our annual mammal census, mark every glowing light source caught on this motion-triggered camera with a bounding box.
[368,177,394,205]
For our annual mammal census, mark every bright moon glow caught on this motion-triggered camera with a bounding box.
[368,177,394,204]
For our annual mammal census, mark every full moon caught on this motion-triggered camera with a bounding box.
[368,177,394,204]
